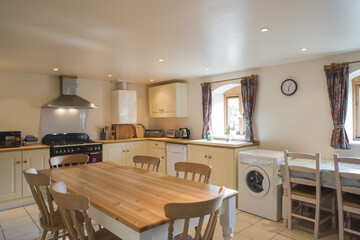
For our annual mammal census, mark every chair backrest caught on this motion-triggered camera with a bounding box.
[175,162,212,184]
[133,155,161,172]
[164,186,225,240]
[334,154,360,197]
[50,181,95,240]
[23,168,56,227]
[284,150,321,195]
[49,154,89,168]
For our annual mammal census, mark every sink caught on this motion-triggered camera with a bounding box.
[190,139,249,146]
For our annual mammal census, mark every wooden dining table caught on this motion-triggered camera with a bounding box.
[39,161,238,240]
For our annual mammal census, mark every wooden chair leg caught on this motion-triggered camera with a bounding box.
[287,198,292,230]
[339,210,345,240]
[314,202,320,239]
[52,230,59,240]
[41,230,48,240]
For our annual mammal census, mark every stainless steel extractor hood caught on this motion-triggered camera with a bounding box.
[42,75,99,109]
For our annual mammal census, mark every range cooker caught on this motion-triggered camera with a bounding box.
[42,133,102,163]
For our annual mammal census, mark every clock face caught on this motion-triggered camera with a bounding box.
[281,79,297,96]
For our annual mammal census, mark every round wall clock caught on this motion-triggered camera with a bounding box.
[281,79,297,96]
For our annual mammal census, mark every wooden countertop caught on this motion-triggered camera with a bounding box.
[39,162,237,232]
[0,144,49,152]
[96,137,259,149]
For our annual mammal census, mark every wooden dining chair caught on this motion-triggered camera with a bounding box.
[334,154,360,240]
[164,186,225,240]
[50,181,121,240]
[175,162,212,184]
[133,155,161,172]
[49,154,89,168]
[23,168,66,240]
[284,150,335,239]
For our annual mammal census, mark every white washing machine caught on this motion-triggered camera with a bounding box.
[238,149,284,221]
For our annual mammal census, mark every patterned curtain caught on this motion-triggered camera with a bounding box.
[241,75,258,142]
[324,64,350,149]
[201,83,212,138]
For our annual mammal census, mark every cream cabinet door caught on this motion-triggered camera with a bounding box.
[126,141,148,166]
[208,147,234,189]
[187,145,208,165]
[161,84,176,117]
[0,151,22,202]
[103,143,126,164]
[149,86,162,118]
[22,149,49,197]
[148,147,166,174]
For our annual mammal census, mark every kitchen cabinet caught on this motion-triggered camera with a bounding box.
[112,90,137,124]
[148,83,188,118]
[103,141,148,166]
[0,149,49,203]
[148,141,166,174]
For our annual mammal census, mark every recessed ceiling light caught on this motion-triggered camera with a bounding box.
[300,48,308,51]
[108,74,112,77]
[259,28,269,32]
[150,79,154,82]
[205,67,209,71]
[53,68,59,71]
[157,58,164,62]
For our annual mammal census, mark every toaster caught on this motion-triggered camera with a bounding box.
[166,129,180,138]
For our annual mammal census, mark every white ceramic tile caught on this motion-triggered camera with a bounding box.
[29,212,41,222]
[240,225,277,240]
[0,230,5,240]
[0,215,33,230]
[24,204,39,214]
[236,212,262,224]
[8,230,40,240]
[234,214,252,234]
[3,221,38,240]
[271,234,295,240]
[254,219,285,234]
[0,208,28,223]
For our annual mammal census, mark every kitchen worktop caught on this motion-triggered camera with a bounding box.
[96,137,259,149]
[0,144,50,152]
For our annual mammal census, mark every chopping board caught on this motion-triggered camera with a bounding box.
[135,125,145,138]
[115,124,133,139]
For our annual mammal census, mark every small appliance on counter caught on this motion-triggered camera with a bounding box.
[144,129,163,138]
[0,131,21,148]
[166,129,180,138]
[23,135,39,146]
[179,128,190,139]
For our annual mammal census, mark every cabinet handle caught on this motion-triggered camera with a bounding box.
[127,150,130,152]
[23,160,28,163]
[162,156,164,159]
[159,109,161,112]
[204,155,207,158]
[122,150,126,153]
[16,161,21,164]
[208,156,212,159]
[155,143,158,146]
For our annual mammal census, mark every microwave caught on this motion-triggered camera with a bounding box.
[0,131,21,148]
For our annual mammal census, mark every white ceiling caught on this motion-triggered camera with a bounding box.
[0,0,359,83]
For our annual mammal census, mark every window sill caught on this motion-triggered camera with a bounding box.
[350,140,360,145]
[213,134,246,141]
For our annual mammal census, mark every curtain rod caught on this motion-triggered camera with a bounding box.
[201,74,258,86]
[323,60,360,69]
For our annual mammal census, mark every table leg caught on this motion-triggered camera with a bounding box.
[220,196,236,240]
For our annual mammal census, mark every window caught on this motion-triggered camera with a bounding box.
[224,86,245,135]
[353,76,360,139]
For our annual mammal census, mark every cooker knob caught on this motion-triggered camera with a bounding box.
[54,150,58,154]
[89,147,93,151]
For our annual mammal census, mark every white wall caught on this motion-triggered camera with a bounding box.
[149,50,360,159]
[0,70,148,140]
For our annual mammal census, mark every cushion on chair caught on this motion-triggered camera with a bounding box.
[343,193,360,209]
[291,185,333,199]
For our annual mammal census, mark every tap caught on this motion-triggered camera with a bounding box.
[225,126,231,142]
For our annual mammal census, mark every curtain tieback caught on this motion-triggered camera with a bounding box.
[334,124,344,128]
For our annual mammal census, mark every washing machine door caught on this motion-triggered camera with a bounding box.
[243,166,270,197]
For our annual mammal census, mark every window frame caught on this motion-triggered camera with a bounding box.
[353,76,360,139]
[224,87,245,135]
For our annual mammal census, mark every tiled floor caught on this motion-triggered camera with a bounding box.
[0,205,359,240]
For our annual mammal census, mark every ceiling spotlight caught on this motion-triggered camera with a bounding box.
[157,58,164,62]
[150,79,154,82]
[259,28,269,32]
[53,68,59,71]
[108,74,112,77]
[300,48,308,51]
[205,67,209,71]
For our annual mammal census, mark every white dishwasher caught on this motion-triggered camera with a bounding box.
[166,143,187,176]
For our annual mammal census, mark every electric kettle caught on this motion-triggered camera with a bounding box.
[179,128,190,139]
